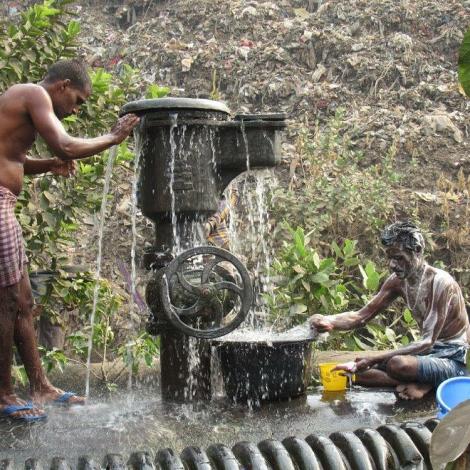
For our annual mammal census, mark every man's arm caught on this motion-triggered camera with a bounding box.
[25,85,138,161]
[310,274,401,332]
[24,157,59,175]
[24,157,76,177]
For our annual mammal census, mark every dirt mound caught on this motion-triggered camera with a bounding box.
[73,0,470,297]
[79,0,469,183]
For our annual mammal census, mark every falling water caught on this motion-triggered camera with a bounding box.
[240,119,251,171]
[168,113,179,255]
[127,116,146,389]
[228,121,276,329]
[85,145,118,398]
[129,116,146,320]
[186,336,201,400]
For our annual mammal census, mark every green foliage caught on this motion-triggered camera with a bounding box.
[346,308,419,351]
[0,1,166,378]
[271,109,399,254]
[146,84,171,99]
[267,227,385,327]
[18,143,134,271]
[267,227,419,350]
[0,0,79,88]
[118,333,160,374]
[459,29,470,97]
[39,347,69,373]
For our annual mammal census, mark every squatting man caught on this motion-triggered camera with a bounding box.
[310,221,469,400]
[0,60,139,421]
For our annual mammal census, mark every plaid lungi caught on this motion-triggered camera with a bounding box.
[0,186,27,287]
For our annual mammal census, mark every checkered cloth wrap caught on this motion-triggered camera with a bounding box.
[0,186,27,287]
[206,190,238,250]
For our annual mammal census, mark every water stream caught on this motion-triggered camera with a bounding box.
[228,121,276,330]
[168,113,180,255]
[85,145,119,398]
[129,117,146,321]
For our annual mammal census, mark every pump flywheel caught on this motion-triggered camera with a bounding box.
[160,246,253,339]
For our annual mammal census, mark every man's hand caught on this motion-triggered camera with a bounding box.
[309,314,334,333]
[354,357,379,372]
[50,158,76,177]
[111,114,140,144]
[332,361,357,373]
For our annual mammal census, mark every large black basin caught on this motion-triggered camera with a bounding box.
[214,337,315,404]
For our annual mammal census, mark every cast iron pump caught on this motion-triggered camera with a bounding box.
[121,97,285,400]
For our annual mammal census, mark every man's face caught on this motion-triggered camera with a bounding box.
[386,244,421,280]
[53,80,90,120]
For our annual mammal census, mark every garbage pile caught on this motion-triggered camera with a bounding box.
[73,0,470,309]
[78,0,470,185]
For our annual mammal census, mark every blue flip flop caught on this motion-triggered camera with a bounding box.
[53,392,83,405]
[1,403,47,423]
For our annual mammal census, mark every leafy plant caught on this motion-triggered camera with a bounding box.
[1,1,168,378]
[267,226,419,351]
[0,0,79,89]
[146,84,170,99]
[271,109,399,257]
[118,333,160,375]
[266,227,384,328]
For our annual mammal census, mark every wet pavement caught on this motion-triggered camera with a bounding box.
[0,386,436,465]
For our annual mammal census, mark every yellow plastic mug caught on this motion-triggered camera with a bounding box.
[319,362,347,392]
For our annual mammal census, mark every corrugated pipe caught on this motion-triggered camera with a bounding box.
[0,418,439,470]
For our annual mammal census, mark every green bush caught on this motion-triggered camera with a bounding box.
[271,109,400,255]
[267,227,419,350]
[1,0,166,380]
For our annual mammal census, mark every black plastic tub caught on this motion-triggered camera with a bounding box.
[214,338,315,404]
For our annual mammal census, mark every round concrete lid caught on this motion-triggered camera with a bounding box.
[120,97,230,115]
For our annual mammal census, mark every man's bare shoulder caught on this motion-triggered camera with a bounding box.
[429,266,458,287]
[2,83,51,104]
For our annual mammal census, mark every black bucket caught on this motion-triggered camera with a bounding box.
[215,339,315,404]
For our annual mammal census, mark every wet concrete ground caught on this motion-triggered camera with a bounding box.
[0,386,436,466]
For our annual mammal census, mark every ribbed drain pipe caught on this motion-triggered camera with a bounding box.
[0,418,439,470]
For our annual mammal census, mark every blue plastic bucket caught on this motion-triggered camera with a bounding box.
[436,376,470,419]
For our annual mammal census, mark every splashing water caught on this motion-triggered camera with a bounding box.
[130,116,146,319]
[168,113,179,255]
[85,145,118,398]
[240,118,251,171]
[228,120,276,329]
[126,116,147,389]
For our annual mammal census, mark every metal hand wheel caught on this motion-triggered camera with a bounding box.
[160,246,253,339]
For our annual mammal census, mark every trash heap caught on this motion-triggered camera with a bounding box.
[78,0,469,181]
[72,0,470,307]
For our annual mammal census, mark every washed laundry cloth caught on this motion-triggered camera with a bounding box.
[0,186,27,287]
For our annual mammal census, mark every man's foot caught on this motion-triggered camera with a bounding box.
[31,387,86,406]
[396,383,433,400]
[0,395,46,422]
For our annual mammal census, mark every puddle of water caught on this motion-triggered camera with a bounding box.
[0,387,436,465]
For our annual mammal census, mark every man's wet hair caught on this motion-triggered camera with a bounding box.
[381,221,425,253]
[44,60,91,91]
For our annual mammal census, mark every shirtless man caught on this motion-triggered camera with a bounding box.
[310,221,470,400]
[0,59,139,420]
